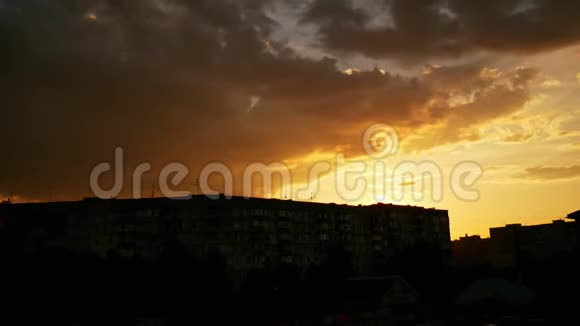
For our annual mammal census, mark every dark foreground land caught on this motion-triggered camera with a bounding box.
[1,244,579,325]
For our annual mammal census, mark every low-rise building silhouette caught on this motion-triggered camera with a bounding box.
[489,218,577,268]
[452,234,490,268]
[453,212,579,269]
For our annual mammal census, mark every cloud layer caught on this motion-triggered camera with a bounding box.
[517,165,580,181]
[0,0,570,201]
[302,0,580,62]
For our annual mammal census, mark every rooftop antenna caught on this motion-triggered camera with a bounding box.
[8,192,12,203]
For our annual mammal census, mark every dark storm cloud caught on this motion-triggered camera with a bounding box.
[0,0,539,201]
[301,0,580,61]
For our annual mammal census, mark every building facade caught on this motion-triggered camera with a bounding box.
[0,196,451,275]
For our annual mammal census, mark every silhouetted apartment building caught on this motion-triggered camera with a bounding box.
[0,196,450,275]
[488,216,578,269]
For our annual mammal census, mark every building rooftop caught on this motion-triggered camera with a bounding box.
[567,210,580,220]
[1,195,448,213]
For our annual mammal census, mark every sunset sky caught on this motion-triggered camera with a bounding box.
[1,0,579,238]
